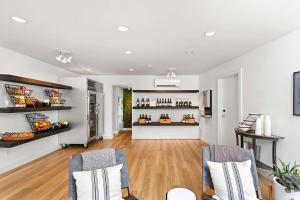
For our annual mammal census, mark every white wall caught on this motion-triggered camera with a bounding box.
[0,46,75,173]
[86,75,200,139]
[199,29,300,166]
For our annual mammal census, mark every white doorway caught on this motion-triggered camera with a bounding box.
[217,69,242,146]
[112,86,124,134]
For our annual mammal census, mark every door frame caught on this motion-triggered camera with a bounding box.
[217,68,243,145]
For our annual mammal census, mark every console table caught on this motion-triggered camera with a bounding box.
[235,129,284,171]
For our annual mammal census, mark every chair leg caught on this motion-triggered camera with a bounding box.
[127,187,131,196]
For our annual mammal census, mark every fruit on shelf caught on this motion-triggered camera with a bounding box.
[2,132,34,141]
[33,121,52,131]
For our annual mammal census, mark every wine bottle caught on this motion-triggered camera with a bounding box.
[189,101,192,107]
[136,98,140,107]
[142,98,145,107]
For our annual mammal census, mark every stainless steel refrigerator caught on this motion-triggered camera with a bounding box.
[58,77,104,148]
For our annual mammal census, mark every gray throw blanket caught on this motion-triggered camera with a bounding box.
[81,148,116,171]
[209,144,249,162]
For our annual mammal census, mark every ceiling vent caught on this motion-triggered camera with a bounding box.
[154,79,181,87]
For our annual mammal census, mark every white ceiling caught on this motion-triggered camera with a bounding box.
[1,0,300,75]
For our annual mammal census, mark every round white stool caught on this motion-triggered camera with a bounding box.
[167,188,196,200]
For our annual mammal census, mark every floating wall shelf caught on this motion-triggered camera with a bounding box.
[133,122,199,126]
[0,127,72,148]
[0,106,72,113]
[133,106,199,109]
[0,74,72,89]
[132,90,199,93]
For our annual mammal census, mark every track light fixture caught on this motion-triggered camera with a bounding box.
[56,50,73,64]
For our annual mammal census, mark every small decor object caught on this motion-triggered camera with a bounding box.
[272,160,300,200]
[167,188,196,200]
[52,120,70,129]
[264,115,272,136]
[293,71,300,115]
[2,132,34,141]
[255,117,262,135]
[45,89,66,106]
[237,113,261,132]
[72,164,123,200]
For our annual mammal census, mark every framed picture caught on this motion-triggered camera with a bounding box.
[293,71,300,115]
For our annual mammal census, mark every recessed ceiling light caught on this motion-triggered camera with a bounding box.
[185,50,195,55]
[118,26,129,32]
[125,51,132,55]
[204,32,215,37]
[12,16,27,23]
[146,64,152,68]
[129,68,135,71]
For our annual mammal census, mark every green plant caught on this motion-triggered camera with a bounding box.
[123,89,132,128]
[272,159,300,193]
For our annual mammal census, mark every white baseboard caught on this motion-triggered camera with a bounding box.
[102,134,113,139]
[121,128,132,131]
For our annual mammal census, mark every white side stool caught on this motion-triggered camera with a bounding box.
[167,188,196,200]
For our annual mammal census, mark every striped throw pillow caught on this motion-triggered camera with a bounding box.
[207,160,258,200]
[73,164,124,200]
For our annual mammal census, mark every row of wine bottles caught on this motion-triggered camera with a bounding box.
[136,98,193,107]
[136,98,150,107]
[138,113,196,121]
[138,114,152,123]
[157,98,172,107]
[182,114,195,123]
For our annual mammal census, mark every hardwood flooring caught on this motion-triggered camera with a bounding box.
[0,132,272,200]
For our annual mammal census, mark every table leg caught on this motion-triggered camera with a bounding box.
[252,138,257,160]
[236,134,239,146]
[240,136,244,148]
[272,141,277,171]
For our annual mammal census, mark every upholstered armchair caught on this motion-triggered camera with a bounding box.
[202,145,262,200]
[69,148,137,200]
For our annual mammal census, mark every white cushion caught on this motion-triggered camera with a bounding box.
[73,164,124,200]
[207,160,258,200]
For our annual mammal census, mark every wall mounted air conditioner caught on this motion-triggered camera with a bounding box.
[154,79,181,87]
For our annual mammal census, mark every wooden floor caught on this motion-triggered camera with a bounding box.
[0,132,272,200]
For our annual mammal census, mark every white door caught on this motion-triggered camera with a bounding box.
[219,74,239,146]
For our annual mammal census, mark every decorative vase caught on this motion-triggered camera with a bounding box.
[273,177,300,200]
[259,115,265,134]
[255,117,262,135]
[264,115,272,136]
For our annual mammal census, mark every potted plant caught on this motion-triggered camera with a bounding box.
[272,160,300,200]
